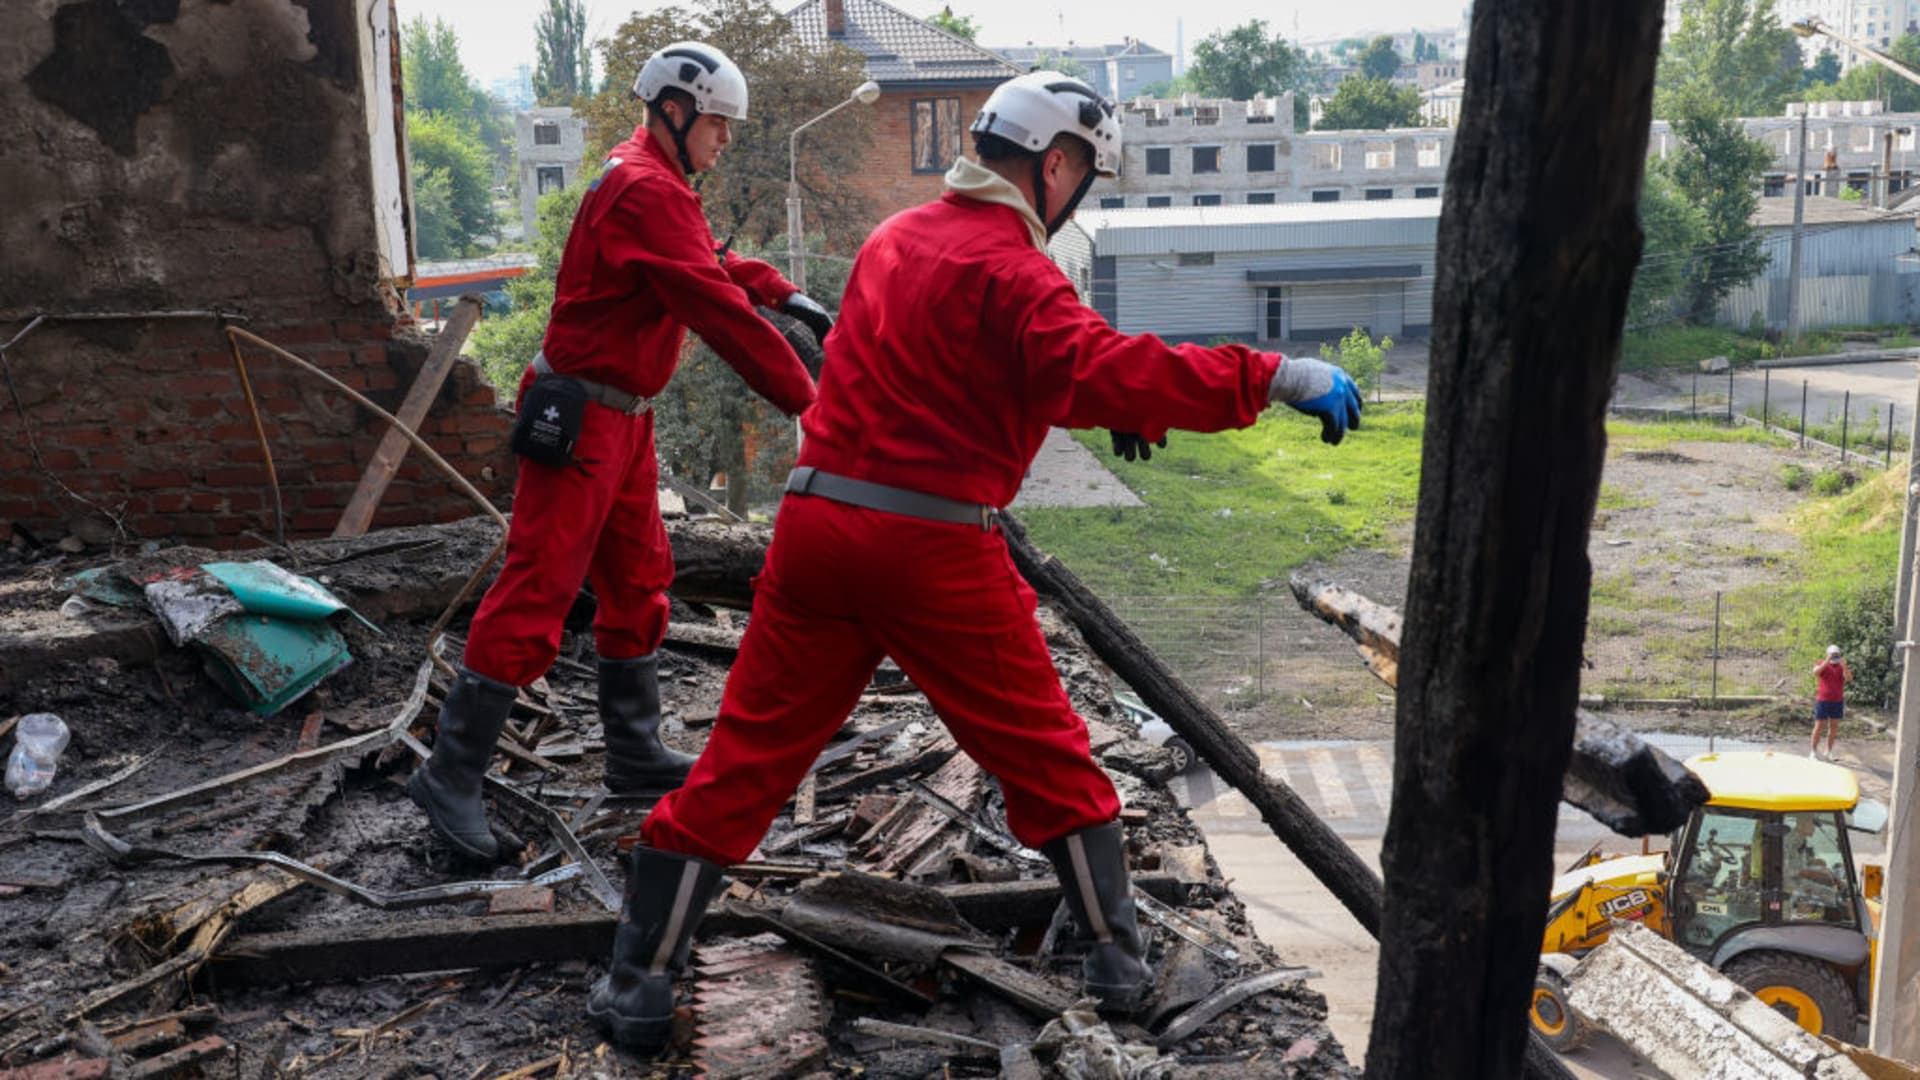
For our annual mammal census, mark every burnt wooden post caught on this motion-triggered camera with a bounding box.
[1364,3,1665,1079]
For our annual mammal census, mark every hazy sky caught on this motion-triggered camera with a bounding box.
[395,0,1469,85]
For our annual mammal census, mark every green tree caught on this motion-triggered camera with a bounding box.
[1137,75,1196,98]
[1656,0,1801,118]
[1356,35,1403,81]
[1329,327,1391,400]
[406,111,496,257]
[469,180,586,388]
[1666,106,1774,319]
[577,0,874,252]
[1188,20,1315,129]
[928,6,978,42]
[1031,49,1091,79]
[1626,165,1708,326]
[403,16,482,117]
[534,0,594,105]
[1315,76,1422,130]
[1805,47,1842,87]
[1412,33,1427,64]
[1807,33,1920,110]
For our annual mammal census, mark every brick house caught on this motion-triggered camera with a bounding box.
[786,0,1019,233]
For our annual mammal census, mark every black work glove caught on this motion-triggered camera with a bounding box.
[757,305,825,377]
[782,292,835,350]
[1109,431,1167,462]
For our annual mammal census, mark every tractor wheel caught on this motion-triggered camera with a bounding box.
[1529,969,1590,1053]
[1722,951,1858,1043]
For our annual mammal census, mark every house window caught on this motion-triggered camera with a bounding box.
[1193,146,1221,173]
[1311,143,1342,170]
[911,97,964,173]
[1246,191,1277,205]
[1098,196,1126,209]
[1146,195,1172,208]
[1311,189,1340,202]
[1417,139,1443,167]
[1193,193,1222,206]
[1247,144,1277,172]
[1177,252,1214,266]
[1414,186,1440,198]
[1364,142,1395,169]
[1852,126,1876,152]
[536,165,567,194]
[533,121,561,146]
[1365,187,1394,200]
[1763,174,1787,197]
[1145,147,1172,174]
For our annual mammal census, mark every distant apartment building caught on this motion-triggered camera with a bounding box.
[993,38,1174,100]
[1087,94,1455,208]
[1655,101,1920,200]
[515,107,586,237]
[490,64,535,111]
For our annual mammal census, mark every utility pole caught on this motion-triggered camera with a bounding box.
[1883,128,1896,209]
[1787,107,1808,340]
[1873,552,1920,1060]
[1897,372,1920,638]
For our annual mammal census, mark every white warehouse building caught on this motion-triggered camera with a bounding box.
[1051,200,1443,346]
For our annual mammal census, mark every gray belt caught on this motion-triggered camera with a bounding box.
[531,353,652,416]
[784,467,998,530]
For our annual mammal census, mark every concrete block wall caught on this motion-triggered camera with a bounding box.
[1,0,515,546]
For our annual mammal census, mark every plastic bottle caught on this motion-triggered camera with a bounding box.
[6,714,70,798]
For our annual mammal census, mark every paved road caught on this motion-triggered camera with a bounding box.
[1637,358,1920,453]
[1178,735,1895,1075]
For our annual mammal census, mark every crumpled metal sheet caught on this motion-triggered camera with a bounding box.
[690,934,828,1080]
[1034,1003,1173,1080]
[143,574,243,646]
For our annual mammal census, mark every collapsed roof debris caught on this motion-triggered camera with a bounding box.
[0,512,1360,1078]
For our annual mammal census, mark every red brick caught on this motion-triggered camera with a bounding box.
[487,885,555,916]
[187,492,227,512]
[129,470,188,491]
[51,427,114,448]
[206,467,267,487]
[288,510,337,532]
[112,402,150,425]
[464,436,503,457]
[33,448,82,471]
[186,398,231,419]
[146,492,191,513]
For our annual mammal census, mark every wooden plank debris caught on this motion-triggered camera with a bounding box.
[333,294,484,538]
[939,951,1077,1018]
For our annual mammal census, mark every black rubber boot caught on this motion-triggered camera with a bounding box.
[587,845,724,1050]
[600,654,695,793]
[1042,821,1153,1014]
[406,667,515,861]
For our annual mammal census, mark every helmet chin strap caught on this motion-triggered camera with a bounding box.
[654,98,699,176]
[1031,156,1098,239]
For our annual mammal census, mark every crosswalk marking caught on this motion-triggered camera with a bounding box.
[1354,744,1393,810]
[1305,747,1358,819]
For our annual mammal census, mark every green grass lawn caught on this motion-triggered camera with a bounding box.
[1016,402,1426,598]
[1619,323,1918,374]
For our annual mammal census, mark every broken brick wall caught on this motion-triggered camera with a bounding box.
[0,0,515,547]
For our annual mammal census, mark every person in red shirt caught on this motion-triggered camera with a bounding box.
[1812,644,1851,760]
[585,71,1363,1050]
[408,42,829,863]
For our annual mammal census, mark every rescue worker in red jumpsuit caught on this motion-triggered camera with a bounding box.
[409,42,832,863]
[586,71,1364,1049]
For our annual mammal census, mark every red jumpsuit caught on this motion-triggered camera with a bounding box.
[463,127,816,688]
[644,189,1281,866]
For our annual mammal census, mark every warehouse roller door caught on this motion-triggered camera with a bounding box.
[1270,282,1406,342]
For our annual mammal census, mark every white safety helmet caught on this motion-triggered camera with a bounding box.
[971,71,1121,177]
[632,41,749,121]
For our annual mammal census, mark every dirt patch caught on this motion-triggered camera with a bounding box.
[1167,437,1855,746]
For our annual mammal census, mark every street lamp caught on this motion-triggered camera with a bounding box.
[787,79,881,291]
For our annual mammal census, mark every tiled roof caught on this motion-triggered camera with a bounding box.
[787,0,1020,85]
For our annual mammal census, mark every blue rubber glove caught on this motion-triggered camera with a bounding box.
[1269,356,1363,445]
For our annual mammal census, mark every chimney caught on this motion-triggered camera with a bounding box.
[826,0,846,37]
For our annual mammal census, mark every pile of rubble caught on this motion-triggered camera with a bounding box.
[0,515,1357,1079]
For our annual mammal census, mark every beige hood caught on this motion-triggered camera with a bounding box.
[944,157,1047,251]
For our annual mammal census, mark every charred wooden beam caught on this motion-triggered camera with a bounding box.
[207,874,1190,986]
[1288,575,1707,837]
[999,513,1384,937]
[1365,2,1665,1077]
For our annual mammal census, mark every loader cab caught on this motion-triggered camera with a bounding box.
[1665,752,1876,1039]
[1667,804,1861,956]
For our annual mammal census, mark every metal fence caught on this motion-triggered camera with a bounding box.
[1103,583,1823,743]
[1643,364,1915,469]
